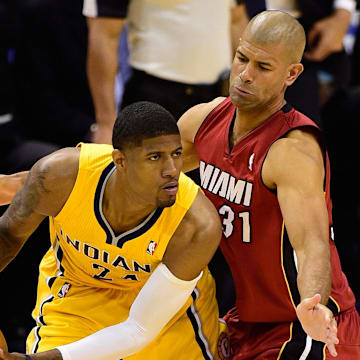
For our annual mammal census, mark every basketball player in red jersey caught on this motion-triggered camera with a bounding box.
[178,10,360,360]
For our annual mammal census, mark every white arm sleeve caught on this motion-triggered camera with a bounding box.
[56,263,202,360]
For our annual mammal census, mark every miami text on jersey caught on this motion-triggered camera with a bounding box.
[199,161,253,206]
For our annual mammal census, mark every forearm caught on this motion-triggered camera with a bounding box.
[0,228,25,272]
[55,264,201,360]
[27,349,62,360]
[230,4,248,55]
[296,241,331,304]
[86,18,123,127]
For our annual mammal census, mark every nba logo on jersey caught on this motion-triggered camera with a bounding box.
[58,283,71,298]
[146,240,158,255]
[248,153,255,171]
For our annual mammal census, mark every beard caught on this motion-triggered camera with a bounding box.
[157,197,176,208]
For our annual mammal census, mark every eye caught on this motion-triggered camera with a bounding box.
[259,65,270,71]
[149,154,160,161]
[173,150,182,157]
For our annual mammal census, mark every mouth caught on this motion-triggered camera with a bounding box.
[161,180,178,196]
[234,86,254,97]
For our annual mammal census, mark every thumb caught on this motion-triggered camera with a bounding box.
[301,294,322,310]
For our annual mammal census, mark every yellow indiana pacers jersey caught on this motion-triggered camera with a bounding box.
[48,142,199,290]
[27,143,228,359]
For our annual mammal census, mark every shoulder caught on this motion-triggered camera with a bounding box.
[32,147,80,182]
[26,147,80,216]
[178,97,226,142]
[263,129,324,190]
[180,189,222,241]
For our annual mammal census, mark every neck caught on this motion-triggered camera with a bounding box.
[232,98,286,145]
[103,171,156,233]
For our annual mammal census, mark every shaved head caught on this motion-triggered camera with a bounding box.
[244,10,306,64]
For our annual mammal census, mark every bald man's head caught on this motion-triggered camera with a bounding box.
[244,10,306,64]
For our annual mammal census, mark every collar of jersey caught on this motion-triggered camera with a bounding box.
[94,162,164,248]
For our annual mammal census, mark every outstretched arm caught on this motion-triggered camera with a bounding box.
[0,172,28,206]
[0,191,222,360]
[263,129,338,356]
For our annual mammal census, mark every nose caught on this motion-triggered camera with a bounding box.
[162,157,177,178]
[239,63,254,84]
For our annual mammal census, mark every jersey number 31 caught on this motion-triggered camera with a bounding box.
[219,205,251,243]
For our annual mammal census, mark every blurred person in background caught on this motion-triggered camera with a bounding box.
[84,0,247,144]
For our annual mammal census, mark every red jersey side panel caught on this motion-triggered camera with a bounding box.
[194,97,355,323]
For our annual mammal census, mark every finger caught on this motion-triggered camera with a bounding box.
[327,343,338,357]
[301,294,322,310]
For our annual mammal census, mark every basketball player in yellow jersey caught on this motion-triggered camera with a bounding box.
[0,101,228,360]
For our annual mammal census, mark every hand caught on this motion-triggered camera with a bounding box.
[90,123,113,144]
[296,294,339,357]
[0,349,26,360]
[304,9,351,62]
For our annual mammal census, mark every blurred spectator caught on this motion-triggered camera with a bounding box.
[84,0,247,144]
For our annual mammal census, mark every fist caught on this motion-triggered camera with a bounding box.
[0,330,8,351]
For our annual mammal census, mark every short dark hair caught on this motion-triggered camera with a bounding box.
[112,101,180,150]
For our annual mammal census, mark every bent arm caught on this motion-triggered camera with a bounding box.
[0,148,79,272]
[86,17,125,144]
[0,171,29,206]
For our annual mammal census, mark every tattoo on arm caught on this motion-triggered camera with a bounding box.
[0,165,50,271]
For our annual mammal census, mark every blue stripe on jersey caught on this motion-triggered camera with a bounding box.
[31,294,55,354]
[94,161,165,248]
[116,207,164,248]
[186,289,214,360]
[94,162,115,245]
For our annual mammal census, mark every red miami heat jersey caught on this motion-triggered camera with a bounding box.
[194,97,355,322]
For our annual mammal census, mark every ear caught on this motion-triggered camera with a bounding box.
[285,63,304,87]
[112,149,126,170]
